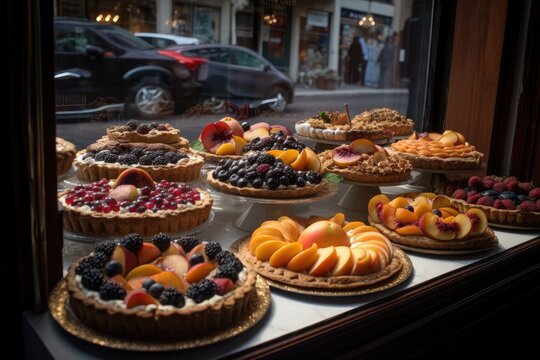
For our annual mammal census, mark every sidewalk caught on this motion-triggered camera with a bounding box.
[295,84,408,97]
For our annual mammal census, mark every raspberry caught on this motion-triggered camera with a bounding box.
[493,182,506,193]
[256,164,271,175]
[452,189,467,200]
[518,201,538,212]
[518,182,534,194]
[477,196,495,206]
[505,180,519,193]
[481,177,495,190]
[503,176,519,185]
[466,193,481,204]
[468,176,483,189]
[493,199,504,209]
[500,199,516,210]
[528,188,540,200]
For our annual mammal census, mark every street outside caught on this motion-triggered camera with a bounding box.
[57,87,408,149]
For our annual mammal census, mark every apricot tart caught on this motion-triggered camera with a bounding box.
[105,120,189,149]
[74,141,203,182]
[389,130,483,170]
[448,175,540,227]
[59,168,212,236]
[295,111,393,142]
[319,139,411,183]
[354,108,414,136]
[66,233,257,339]
[206,152,325,198]
[367,194,498,251]
[56,137,77,176]
[233,214,404,290]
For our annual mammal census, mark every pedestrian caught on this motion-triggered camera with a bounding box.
[377,36,395,88]
[346,36,363,84]
[358,32,369,85]
[365,36,382,87]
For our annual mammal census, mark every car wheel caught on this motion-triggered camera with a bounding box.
[129,80,174,118]
[267,87,289,112]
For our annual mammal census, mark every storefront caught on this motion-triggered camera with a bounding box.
[171,1,221,43]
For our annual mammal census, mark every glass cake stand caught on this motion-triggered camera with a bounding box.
[337,178,412,211]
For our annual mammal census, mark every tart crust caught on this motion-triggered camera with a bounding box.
[65,258,257,339]
[369,217,498,250]
[191,149,243,163]
[107,123,182,144]
[206,171,326,198]
[235,239,403,289]
[56,137,77,176]
[448,198,540,227]
[60,188,213,236]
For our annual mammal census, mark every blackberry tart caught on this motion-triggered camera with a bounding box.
[66,233,257,339]
[59,168,212,236]
[74,141,203,182]
[105,120,189,149]
[56,137,77,176]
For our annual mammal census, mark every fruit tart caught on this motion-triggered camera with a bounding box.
[74,141,203,182]
[354,108,414,136]
[447,175,540,227]
[59,168,212,236]
[367,194,498,251]
[105,120,189,149]
[66,233,257,339]
[56,137,77,176]
[295,111,393,142]
[319,139,411,183]
[206,152,326,198]
[233,214,405,290]
[389,130,483,170]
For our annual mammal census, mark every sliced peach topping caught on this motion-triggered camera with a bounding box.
[269,242,303,268]
[249,234,279,256]
[389,197,410,208]
[255,240,288,261]
[395,208,418,225]
[395,225,424,236]
[290,149,308,170]
[286,244,319,272]
[342,221,366,232]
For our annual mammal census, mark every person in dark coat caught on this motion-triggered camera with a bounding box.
[346,36,363,84]
[377,36,395,88]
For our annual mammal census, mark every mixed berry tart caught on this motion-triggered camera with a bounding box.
[447,175,540,227]
[56,137,77,176]
[66,233,257,339]
[59,168,212,236]
[233,214,404,290]
[318,139,411,183]
[74,141,203,182]
[367,194,498,251]
[389,130,483,170]
[105,120,189,149]
[295,111,393,142]
[206,152,326,198]
[354,108,415,136]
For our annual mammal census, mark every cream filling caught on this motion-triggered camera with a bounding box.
[77,153,194,167]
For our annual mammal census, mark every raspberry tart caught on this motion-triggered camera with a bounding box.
[66,233,257,339]
[74,141,203,182]
[447,175,540,227]
[295,111,393,142]
[233,214,405,290]
[318,139,411,183]
[206,152,326,198]
[59,168,212,236]
[56,137,77,176]
[105,120,189,149]
[354,108,414,136]
[389,130,483,170]
[367,194,498,252]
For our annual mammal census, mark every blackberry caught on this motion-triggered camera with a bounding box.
[150,122,159,129]
[159,287,185,307]
[215,263,240,282]
[152,155,168,165]
[94,150,111,162]
[139,155,153,165]
[266,177,279,189]
[136,124,151,134]
[118,154,138,165]
[75,257,96,275]
[186,279,217,303]
[94,241,116,257]
[103,153,118,163]
[104,261,123,277]
[99,281,126,301]
[216,251,244,271]
[204,242,222,260]
[257,153,275,165]
[177,235,200,252]
[120,233,143,253]
[130,148,145,158]
[126,120,140,130]
[165,152,180,163]
[152,233,171,251]
[296,177,306,187]
[82,152,94,160]
[247,155,259,165]
[81,267,104,291]
[88,252,109,268]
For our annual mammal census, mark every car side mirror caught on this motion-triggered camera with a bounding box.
[86,45,104,59]
[263,64,271,72]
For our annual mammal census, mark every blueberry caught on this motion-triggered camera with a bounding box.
[251,178,263,188]
[296,177,306,187]
[104,261,123,277]
[405,205,414,212]
[517,195,531,203]
[212,171,219,179]
[189,253,205,266]
[237,178,248,188]
[480,190,498,197]
[237,169,246,177]
[217,170,229,182]
[229,174,239,186]
[241,122,251,131]
[149,283,165,298]
[499,191,517,199]
[267,177,279,189]
[431,209,442,217]
[278,175,290,186]
[142,278,156,291]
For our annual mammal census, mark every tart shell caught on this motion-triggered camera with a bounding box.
[448,198,540,227]
[388,149,483,170]
[56,137,77,176]
[191,149,243,163]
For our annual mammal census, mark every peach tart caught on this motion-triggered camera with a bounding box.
[367,194,498,251]
[59,168,212,236]
[74,141,203,182]
[66,233,257,339]
[389,130,483,170]
[234,214,404,290]
[318,139,411,183]
[354,108,415,136]
[105,120,189,149]
[56,137,77,176]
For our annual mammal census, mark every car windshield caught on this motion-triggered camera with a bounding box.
[95,26,155,50]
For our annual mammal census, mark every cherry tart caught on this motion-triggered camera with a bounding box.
[367,194,498,251]
[106,120,189,149]
[59,168,212,236]
[74,141,203,182]
[56,137,77,176]
[66,233,257,339]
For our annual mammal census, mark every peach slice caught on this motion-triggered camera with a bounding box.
[125,290,159,308]
[304,147,321,172]
[308,246,338,277]
[389,197,410,208]
[109,184,139,202]
[348,225,381,237]
[234,135,248,155]
[297,221,350,249]
[329,212,346,226]
[278,149,300,165]
[252,226,286,241]
[219,117,244,137]
[413,203,432,219]
[395,225,424,236]
[395,208,418,225]
[453,213,472,239]
[350,139,377,154]
[244,127,270,141]
[111,246,138,276]
[287,243,319,272]
[160,255,189,279]
[365,249,385,273]
[332,144,361,167]
[342,221,366,232]
[418,192,437,199]
[162,242,186,257]
[213,278,235,295]
[184,262,216,283]
[418,212,456,241]
[269,242,303,268]
[331,246,354,276]
[113,168,155,189]
[290,149,308,170]
[255,240,288,261]
[380,204,399,230]
[249,234,281,256]
[412,196,430,206]
[278,217,302,241]
[127,276,145,290]
[431,195,452,209]
[442,216,455,223]
[437,131,458,145]
[455,131,466,145]
[200,121,233,152]
[109,275,132,291]
[368,194,390,223]
[267,149,284,157]
[363,241,391,265]
[215,142,236,155]
[428,132,442,141]
[250,122,271,130]
[151,271,189,294]
[439,206,460,216]
[350,231,388,245]
[125,264,162,281]
[137,243,161,264]
[466,208,488,235]
[350,248,373,275]
[372,151,388,164]
[269,125,291,136]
